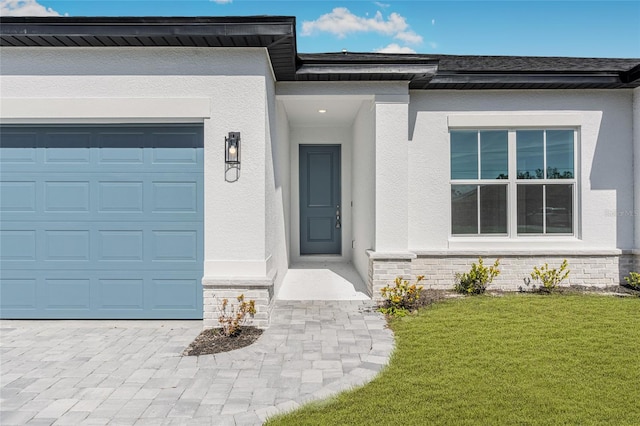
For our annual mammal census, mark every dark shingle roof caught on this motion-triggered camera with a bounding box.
[428,54,639,73]
[298,52,640,89]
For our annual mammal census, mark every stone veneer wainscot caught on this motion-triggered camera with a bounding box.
[367,250,638,300]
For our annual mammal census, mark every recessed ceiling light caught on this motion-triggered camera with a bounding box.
[318,109,327,114]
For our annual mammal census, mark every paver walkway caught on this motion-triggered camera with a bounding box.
[0,300,394,425]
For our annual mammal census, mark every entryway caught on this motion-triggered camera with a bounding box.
[299,144,341,255]
[278,262,369,300]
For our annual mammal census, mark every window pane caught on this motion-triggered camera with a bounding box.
[546,130,574,179]
[480,131,508,179]
[517,185,543,234]
[480,185,507,234]
[452,185,478,234]
[451,131,478,179]
[516,130,544,179]
[546,184,573,233]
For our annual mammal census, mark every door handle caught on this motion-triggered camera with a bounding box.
[336,205,341,229]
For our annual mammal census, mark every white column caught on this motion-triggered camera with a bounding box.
[203,77,268,278]
[634,87,640,252]
[374,94,410,252]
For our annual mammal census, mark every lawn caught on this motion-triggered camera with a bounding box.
[266,294,640,425]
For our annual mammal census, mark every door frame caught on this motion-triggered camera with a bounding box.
[290,127,352,263]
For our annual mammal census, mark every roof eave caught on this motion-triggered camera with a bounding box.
[0,16,298,80]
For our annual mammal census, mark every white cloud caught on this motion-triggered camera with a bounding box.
[210,0,232,3]
[0,0,62,16]
[375,43,416,54]
[432,19,436,26]
[374,1,390,8]
[302,7,410,38]
[394,30,423,44]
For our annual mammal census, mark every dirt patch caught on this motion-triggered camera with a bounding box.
[183,327,263,356]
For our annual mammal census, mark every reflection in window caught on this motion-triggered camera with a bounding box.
[451,185,477,234]
[451,184,507,235]
[451,131,477,179]
[517,184,573,234]
[517,185,544,233]
[546,185,573,233]
[480,131,508,179]
[516,130,544,179]
[546,130,574,179]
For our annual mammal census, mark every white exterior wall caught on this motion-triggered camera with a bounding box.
[351,101,376,282]
[408,90,635,253]
[265,81,291,296]
[0,46,274,281]
[374,95,410,252]
[634,87,640,255]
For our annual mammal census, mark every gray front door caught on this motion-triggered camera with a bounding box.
[299,145,341,255]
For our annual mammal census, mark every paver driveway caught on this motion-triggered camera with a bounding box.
[0,300,393,425]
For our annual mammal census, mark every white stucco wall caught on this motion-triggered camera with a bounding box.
[0,46,274,278]
[375,95,410,252]
[351,101,376,283]
[408,89,635,252]
[634,87,640,252]
[265,75,291,295]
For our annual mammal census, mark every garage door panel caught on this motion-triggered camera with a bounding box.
[3,224,201,271]
[0,125,203,319]
[98,181,144,213]
[0,180,37,213]
[44,180,91,213]
[0,230,37,260]
[98,278,145,311]
[45,278,91,311]
[99,230,144,261]
[0,271,202,318]
[0,277,37,310]
[151,277,199,311]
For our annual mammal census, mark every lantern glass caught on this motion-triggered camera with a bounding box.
[225,132,240,164]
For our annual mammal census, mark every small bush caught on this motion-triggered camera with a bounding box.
[454,257,500,295]
[217,294,256,337]
[624,272,640,290]
[530,259,570,293]
[380,276,425,317]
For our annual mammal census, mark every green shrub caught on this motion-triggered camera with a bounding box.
[530,259,570,293]
[217,294,256,336]
[380,276,425,317]
[454,257,500,295]
[624,272,640,290]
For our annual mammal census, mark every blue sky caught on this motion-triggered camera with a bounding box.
[2,1,639,57]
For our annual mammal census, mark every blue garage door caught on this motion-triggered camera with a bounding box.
[0,125,204,319]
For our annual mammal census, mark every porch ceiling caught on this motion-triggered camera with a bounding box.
[281,98,366,127]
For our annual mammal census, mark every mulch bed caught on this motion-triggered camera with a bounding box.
[182,327,263,356]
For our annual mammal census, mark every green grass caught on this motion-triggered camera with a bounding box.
[266,295,640,425]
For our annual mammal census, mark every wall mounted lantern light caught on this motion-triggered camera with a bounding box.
[225,131,240,182]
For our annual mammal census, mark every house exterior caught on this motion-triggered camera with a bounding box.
[1,16,638,327]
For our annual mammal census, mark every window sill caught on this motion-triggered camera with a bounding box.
[412,237,625,256]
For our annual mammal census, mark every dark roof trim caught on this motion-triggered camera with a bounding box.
[297,64,437,79]
[0,16,298,80]
[621,64,640,84]
[1,16,638,89]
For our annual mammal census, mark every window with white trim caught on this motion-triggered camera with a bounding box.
[450,129,576,237]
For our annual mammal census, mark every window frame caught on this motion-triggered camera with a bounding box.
[449,127,579,238]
